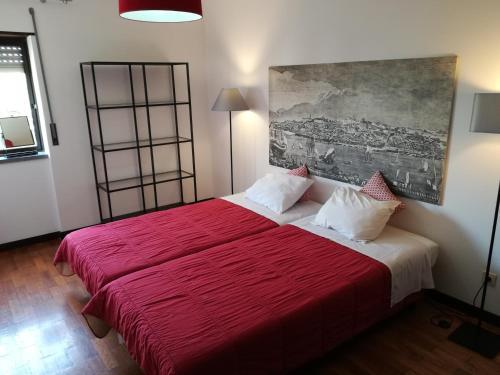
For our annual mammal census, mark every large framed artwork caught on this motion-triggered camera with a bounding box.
[269,56,457,205]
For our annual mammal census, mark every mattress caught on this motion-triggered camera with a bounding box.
[82,225,393,374]
[222,192,321,225]
[292,216,438,306]
[54,197,320,295]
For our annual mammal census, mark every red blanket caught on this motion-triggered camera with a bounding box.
[54,199,277,295]
[83,225,391,375]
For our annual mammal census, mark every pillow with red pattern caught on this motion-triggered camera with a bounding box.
[360,171,405,213]
[288,165,312,201]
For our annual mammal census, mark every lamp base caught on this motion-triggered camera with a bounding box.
[448,322,500,358]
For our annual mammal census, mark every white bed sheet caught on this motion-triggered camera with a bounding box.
[222,193,322,225]
[292,216,438,306]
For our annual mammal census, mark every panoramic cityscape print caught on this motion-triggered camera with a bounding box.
[269,57,457,204]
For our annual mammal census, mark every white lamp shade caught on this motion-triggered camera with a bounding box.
[470,93,500,134]
[212,88,249,112]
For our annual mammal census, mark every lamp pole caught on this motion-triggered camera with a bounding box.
[211,88,249,195]
[479,181,500,327]
[229,111,234,195]
[449,180,500,358]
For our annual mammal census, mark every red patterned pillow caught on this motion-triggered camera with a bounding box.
[288,164,308,178]
[361,171,405,213]
[288,165,312,201]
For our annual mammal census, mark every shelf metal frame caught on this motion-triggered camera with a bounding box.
[86,101,190,110]
[91,136,192,153]
[80,61,198,223]
[97,170,195,193]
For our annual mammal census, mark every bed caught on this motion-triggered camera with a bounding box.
[54,193,321,295]
[82,217,438,375]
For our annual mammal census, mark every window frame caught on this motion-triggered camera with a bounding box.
[0,34,44,156]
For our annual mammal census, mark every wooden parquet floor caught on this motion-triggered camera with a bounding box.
[1,239,500,374]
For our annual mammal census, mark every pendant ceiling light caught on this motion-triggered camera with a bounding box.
[119,0,203,23]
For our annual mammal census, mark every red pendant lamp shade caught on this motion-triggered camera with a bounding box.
[119,0,203,23]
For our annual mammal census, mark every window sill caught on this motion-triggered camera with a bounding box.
[0,152,48,164]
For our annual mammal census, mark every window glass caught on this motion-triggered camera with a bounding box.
[0,37,42,154]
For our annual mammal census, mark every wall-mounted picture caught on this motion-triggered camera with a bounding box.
[269,56,457,204]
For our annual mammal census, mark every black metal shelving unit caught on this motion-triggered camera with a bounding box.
[80,61,197,223]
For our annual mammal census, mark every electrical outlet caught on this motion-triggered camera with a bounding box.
[483,271,497,287]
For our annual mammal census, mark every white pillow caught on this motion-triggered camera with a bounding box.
[313,186,399,241]
[245,173,314,214]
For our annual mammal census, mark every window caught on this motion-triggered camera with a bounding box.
[0,35,43,157]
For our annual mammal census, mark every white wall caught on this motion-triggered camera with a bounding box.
[0,158,60,243]
[202,0,500,315]
[0,0,213,242]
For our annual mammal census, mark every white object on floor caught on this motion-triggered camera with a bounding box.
[293,215,438,306]
[245,173,314,214]
[117,333,125,345]
[222,192,321,225]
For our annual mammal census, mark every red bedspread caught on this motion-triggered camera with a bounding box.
[54,199,277,295]
[83,225,391,375]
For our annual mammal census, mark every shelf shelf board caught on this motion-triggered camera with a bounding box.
[98,170,194,193]
[101,202,184,223]
[87,100,189,110]
[93,136,192,152]
[81,61,188,66]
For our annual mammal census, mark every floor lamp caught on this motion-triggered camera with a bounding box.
[449,93,500,358]
[212,88,249,194]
